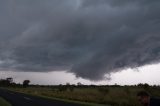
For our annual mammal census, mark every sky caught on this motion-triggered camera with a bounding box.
[0,0,160,85]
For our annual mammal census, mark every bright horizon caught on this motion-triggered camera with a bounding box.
[1,63,160,85]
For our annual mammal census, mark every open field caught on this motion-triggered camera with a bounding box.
[8,85,160,106]
[0,97,11,106]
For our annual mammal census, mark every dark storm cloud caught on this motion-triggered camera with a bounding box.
[0,0,160,80]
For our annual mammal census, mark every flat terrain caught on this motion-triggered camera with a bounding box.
[8,85,160,106]
[0,88,82,106]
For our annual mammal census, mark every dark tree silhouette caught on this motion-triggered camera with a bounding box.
[23,80,30,88]
[77,82,82,86]
[6,77,13,84]
[0,77,13,87]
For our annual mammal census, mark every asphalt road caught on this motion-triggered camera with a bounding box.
[0,88,83,106]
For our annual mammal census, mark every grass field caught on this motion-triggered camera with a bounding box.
[8,85,160,106]
[0,97,11,106]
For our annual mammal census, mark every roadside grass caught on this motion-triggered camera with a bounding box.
[8,86,160,106]
[0,97,11,106]
[33,95,108,106]
[6,88,107,106]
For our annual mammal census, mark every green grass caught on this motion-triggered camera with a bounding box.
[0,97,11,106]
[8,86,160,106]
[6,87,107,106]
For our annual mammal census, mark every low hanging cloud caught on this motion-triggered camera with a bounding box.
[0,0,160,80]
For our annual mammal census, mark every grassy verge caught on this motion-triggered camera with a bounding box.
[6,88,107,106]
[34,95,108,106]
[0,97,11,106]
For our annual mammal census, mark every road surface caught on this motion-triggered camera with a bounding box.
[0,88,83,106]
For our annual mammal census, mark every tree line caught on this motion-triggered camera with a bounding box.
[0,77,30,87]
[0,77,159,91]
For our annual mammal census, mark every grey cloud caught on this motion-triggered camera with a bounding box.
[0,0,160,80]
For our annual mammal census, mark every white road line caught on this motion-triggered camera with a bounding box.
[24,97,31,100]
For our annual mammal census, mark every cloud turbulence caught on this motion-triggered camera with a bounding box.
[0,0,160,80]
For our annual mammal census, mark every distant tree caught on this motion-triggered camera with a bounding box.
[153,85,157,88]
[65,82,75,92]
[77,82,82,86]
[0,77,14,87]
[66,82,70,86]
[143,83,149,88]
[6,77,13,84]
[23,80,30,88]
[111,83,120,87]
[137,83,143,87]
[137,83,150,89]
